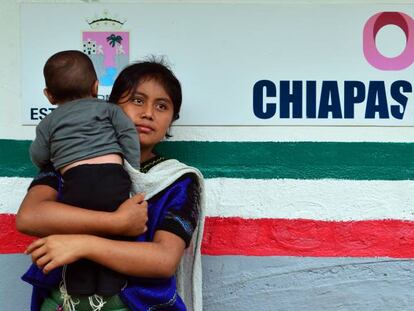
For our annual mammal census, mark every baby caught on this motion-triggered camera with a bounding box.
[30,50,140,297]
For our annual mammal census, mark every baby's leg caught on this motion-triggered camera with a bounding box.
[60,164,132,296]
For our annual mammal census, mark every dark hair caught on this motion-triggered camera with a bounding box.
[43,50,97,103]
[108,57,182,121]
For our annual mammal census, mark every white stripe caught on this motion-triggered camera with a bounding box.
[170,126,414,143]
[2,177,414,221]
[0,177,31,214]
[204,178,414,221]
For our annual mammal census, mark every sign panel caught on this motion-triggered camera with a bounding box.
[21,3,414,126]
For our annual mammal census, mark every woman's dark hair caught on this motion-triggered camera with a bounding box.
[108,57,182,121]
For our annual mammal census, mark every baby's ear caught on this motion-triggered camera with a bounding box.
[91,80,99,97]
[43,88,56,105]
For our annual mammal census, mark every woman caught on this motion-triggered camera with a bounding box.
[16,60,204,311]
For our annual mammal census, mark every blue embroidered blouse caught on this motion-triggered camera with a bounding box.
[22,158,200,311]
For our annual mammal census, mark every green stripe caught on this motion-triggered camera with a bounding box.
[1,139,414,180]
[1,140,37,177]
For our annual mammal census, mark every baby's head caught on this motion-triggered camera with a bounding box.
[43,50,98,104]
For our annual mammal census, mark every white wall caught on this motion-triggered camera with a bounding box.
[1,0,414,142]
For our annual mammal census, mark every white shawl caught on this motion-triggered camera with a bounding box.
[124,160,205,311]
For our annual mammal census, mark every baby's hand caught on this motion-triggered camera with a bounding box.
[115,193,148,236]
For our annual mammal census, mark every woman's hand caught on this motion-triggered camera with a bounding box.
[25,234,91,274]
[114,193,148,236]
[17,186,148,237]
[25,229,185,278]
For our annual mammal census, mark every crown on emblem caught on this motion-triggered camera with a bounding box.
[86,10,126,29]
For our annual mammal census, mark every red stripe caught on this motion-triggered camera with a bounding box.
[3,214,414,258]
[201,217,414,258]
[0,214,36,254]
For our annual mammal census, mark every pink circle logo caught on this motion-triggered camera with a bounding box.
[363,12,414,70]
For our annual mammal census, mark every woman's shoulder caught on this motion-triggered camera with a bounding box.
[145,156,202,178]
[149,162,201,207]
[128,155,203,200]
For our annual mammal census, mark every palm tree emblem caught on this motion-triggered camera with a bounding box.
[106,34,123,47]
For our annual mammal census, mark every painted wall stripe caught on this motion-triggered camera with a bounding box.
[0,214,35,254]
[202,256,414,311]
[2,139,414,180]
[4,214,414,258]
[205,178,414,220]
[6,254,414,311]
[201,217,414,258]
[0,255,32,310]
[3,177,414,220]
[0,177,31,214]
[171,126,414,143]
[0,140,35,177]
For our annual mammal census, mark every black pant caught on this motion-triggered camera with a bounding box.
[59,164,132,296]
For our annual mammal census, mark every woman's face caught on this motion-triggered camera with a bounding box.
[118,79,174,154]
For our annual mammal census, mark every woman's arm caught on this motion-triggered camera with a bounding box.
[16,184,148,237]
[26,230,185,278]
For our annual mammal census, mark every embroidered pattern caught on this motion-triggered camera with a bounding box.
[165,213,194,235]
[140,156,167,173]
[33,171,58,181]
